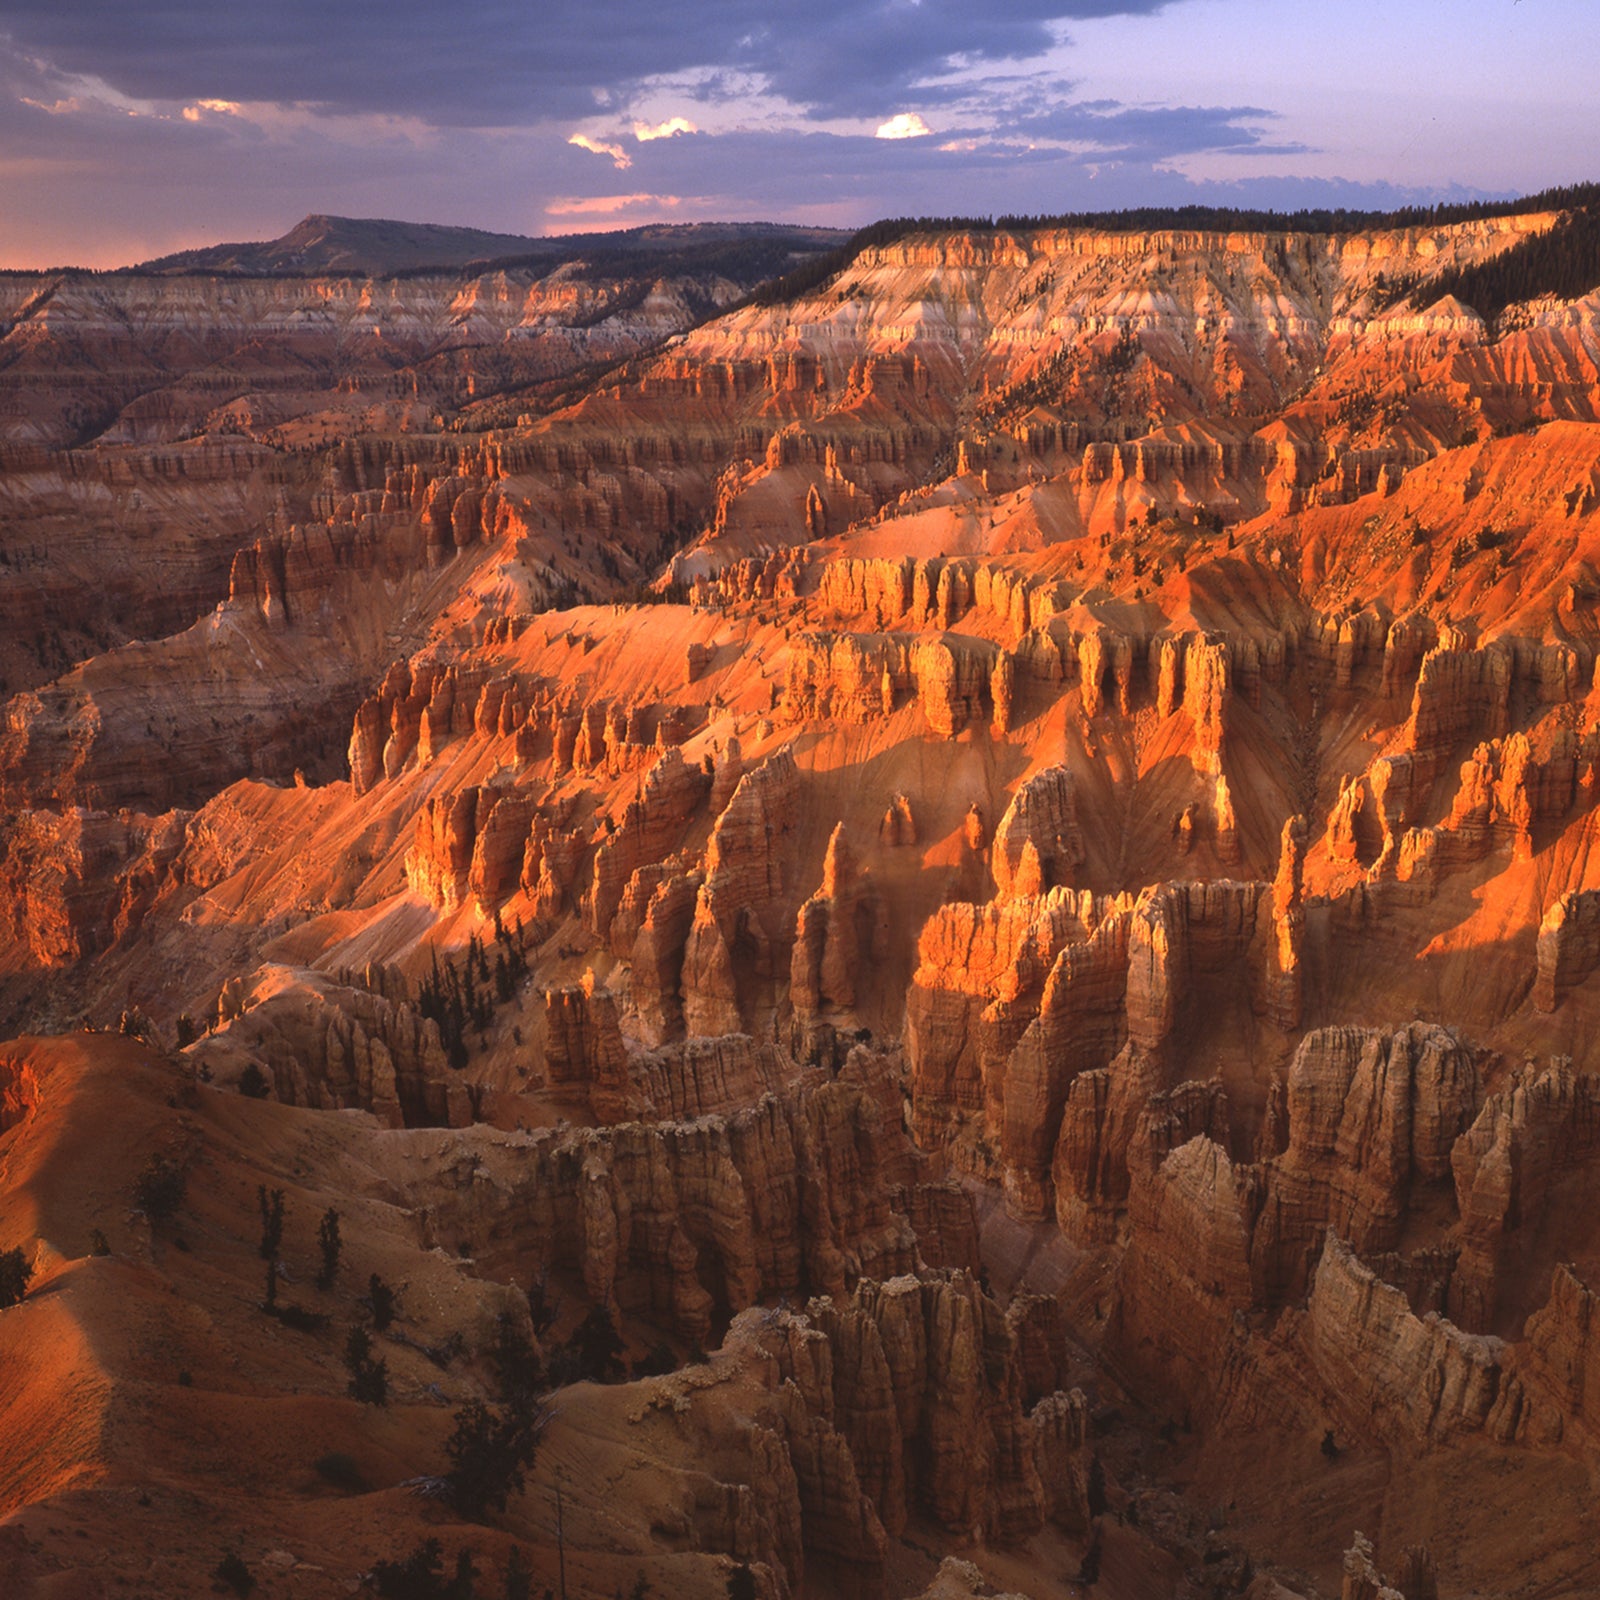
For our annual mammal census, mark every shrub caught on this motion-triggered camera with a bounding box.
[238,1062,271,1099]
[369,1538,445,1600]
[270,1302,330,1333]
[569,1305,625,1384]
[525,1271,559,1340]
[314,1451,367,1492]
[132,1153,185,1222]
[214,1551,255,1596]
[502,1547,532,1600]
[368,1272,398,1332]
[367,1540,482,1600]
[0,1247,33,1308]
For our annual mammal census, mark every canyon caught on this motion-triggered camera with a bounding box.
[3,198,1600,1598]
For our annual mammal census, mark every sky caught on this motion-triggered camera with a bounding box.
[0,0,1595,268]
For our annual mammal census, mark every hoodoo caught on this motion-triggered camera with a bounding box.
[5,184,1600,1597]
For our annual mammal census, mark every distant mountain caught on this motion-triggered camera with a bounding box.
[132,213,850,278]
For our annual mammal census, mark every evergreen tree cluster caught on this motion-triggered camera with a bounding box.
[444,1397,547,1520]
[1404,199,1600,322]
[414,920,529,1070]
[366,1539,535,1600]
[745,184,1600,313]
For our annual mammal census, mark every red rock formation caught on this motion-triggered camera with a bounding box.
[1450,1061,1600,1328]
[905,890,1103,1152]
[0,805,189,967]
[1002,911,1132,1221]
[586,749,710,941]
[1401,635,1512,786]
[1533,889,1600,1011]
[791,825,886,1039]
[1263,815,1308,1029]
[1182,634,1231,775]
[1109,1136,1261,1405]
[799,1272,1053,1544]
[629,868,704,1045]
[405,787,485,911]
[192,964,462,1127]
[879,792,917,846]
[1504,1263,1600,1446]
[542,975,648,1123]
[682,748,801,1035]
[1250,1022,1481,1301]
[990,766,1087,899]
[419,1055,943,1345]
[1303,1235,1505,1445]
[468,788,537,915]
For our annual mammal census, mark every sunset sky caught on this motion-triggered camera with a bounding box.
[0,0,1594,268]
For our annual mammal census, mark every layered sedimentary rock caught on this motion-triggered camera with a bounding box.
[791,825,887,1045]
[1450,1060,1600,1328]
[543,973,787,1124]
[1110,1135,1261,1402]
[1106,1020,1492,1426]
[790,1272,1075,1545]
[989,766,1087,899]
[586,749,711,941]
[1004,913,1133,1221]
[682,748,802,1035]
[416,1054,972,1344]
[1505,1263,1600,1445]
[1533,889,1600,1011]
[193,964,465,1127]
[0,805,191,968]
[14,207,1600,1599]
[1250,1022,1481,1301]
[628,868,705,1045]
[1302,1236,1506,1445]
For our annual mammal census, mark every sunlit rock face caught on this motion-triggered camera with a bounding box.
[7,200,1600,1599]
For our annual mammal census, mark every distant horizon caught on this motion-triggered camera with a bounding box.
[9,180,1596,277]
[0,0,1593,269]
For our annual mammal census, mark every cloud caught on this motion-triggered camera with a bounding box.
[568,132,632,169]
[1005,98,1299,159]
[182,98,242,122]
[634,115,698,141]
[0,1,1181,127]
[0,1,1559,272]
[546,192,682,216]
[875,112,932,140]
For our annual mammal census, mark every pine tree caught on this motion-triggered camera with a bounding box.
[316,1208,342,1290]
[369,1272,398,1332]
[257,1187,285,1261]
[502,1547,531,1600]
[344,1325,389,1406]
[444,1398,546,1519]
